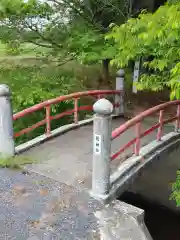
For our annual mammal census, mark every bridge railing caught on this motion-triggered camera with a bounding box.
[11,69,125,147]
[92,97,180,199]
[0,78,125,157]
[111,101,180,160]
[13,90,121,138]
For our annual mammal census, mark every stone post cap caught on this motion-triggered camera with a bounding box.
[93,98,113,115]
[116,69,125,77]
[0,84,11,97]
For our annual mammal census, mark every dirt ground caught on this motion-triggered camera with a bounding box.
[124,89,176,119]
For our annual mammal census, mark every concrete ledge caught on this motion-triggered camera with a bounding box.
[15,114,121,154]
[94,200,152,240]
[91,132,180,203]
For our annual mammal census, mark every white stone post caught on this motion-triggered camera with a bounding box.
[0,84,15,158]
[92,98,113,197]
[115,69,124,116]
[132,60,140,93]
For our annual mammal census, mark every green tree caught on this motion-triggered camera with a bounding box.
[107,0,180,207]
[107,1,180,99]
[170,170,180,207]
[0,0,134,84]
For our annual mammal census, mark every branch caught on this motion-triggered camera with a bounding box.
[9,21,54,49]
[105,0,126,20]
[26,39,53,48]
[49,0,98,28]
[26,23,62,48]
[56,56,74,66]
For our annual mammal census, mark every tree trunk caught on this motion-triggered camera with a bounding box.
[102,59,110,82]
[97,59,112,89]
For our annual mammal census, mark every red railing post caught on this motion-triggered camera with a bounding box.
[45,105,51,135]
[175,105,180,132]
[97,94,105,100]
[157,110,164,141]
[135,122,141,156]
[74,98,79,124]
[97,94,101,100]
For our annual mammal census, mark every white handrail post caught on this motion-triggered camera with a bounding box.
[91,98,113,198]
[0,84,15,158]
[115,69,125,116]
[132,60,140,94]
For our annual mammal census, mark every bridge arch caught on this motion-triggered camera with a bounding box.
[91,99,180,206]
[110,131,180,208]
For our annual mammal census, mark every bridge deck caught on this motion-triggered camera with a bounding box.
[0,117,174,239]
[23,117,173,190]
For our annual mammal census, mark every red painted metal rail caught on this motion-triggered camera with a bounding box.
[111,100,180,161]
[13,90,121,138]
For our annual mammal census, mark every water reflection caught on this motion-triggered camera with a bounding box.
[119,192,180,240]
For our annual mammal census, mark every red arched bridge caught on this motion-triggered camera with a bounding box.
[4,87,178,201]
[1,84,180,239]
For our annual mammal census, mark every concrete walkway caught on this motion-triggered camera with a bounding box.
[0,116,174,239]
[23,117,174,190]
[0,167,152,239]
[0,168,102,239]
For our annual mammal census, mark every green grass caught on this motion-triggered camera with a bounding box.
[0,42,6,56]
[0,42,50,57]
[0,155,35,169]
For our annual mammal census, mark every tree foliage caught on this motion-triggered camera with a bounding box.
[2,63,87,145]
[170,170,180,206]
[0,1,125,55]
[107,1,180,99]
[0,0,136,145]
[0,0,134,81]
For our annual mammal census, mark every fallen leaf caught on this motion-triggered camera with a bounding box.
[13,185,26,195]
[29,220,40,228]
[39,189,49,196]
[78,179,84,184]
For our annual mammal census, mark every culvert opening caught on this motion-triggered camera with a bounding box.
[118,191,180,240]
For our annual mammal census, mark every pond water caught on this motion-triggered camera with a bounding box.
[118,192,180,240]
